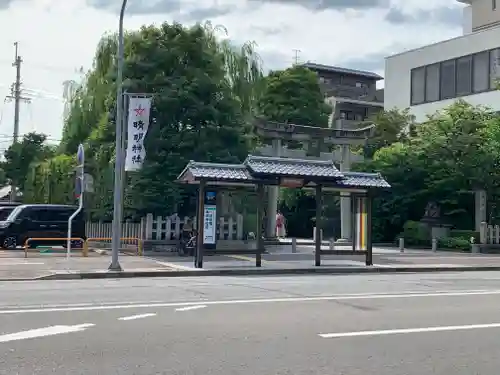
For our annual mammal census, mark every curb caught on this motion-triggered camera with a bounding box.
[33,265,500,281]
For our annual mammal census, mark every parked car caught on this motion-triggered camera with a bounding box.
[0,206,15,221]
[0,204,86,249]
[0,201,23,207]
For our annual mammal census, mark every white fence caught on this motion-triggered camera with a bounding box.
[85,213,244,242]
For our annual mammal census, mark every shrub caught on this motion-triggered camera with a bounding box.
[449,230,480,243]
[400,220,430,247]
[438,237,471,252]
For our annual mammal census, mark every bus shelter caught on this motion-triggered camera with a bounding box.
[177,155,390,268]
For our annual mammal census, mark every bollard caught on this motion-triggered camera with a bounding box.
[83,240,89,257]
[329,238,335,251]
[471,236,480,253]
[399,237,404,252]
[291,237,297,253]
[138,239,143,256]
[431,238,437,252]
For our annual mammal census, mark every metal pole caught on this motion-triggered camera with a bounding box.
[109,0,128,271]
[69,144,85,265]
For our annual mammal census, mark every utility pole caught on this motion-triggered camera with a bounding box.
[9,42,22,202]
[292,49,301,65]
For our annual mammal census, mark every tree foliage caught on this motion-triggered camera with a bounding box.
[257,66,330,127]
[358,101,500,241]
[363,108,415,158]
[3,132,54,194]
[22,22,263,219]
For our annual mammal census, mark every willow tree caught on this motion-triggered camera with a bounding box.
[51,22,264,218]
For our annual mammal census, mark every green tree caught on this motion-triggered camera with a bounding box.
[24,155,75,205]
[257,65,331,127]
[363,108,415,158]
[3,132,54,195]
[124,23,253,215]
[36,22,263,219]
[359,101,500,241]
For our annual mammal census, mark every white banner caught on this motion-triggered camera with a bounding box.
[203,205,217,244]
[125,97,152,171]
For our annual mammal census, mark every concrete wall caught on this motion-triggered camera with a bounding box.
[384,25,500,122]
[463,5,472,34]
[471,0,500,31]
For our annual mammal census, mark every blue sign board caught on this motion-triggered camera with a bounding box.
[75,176,82,198]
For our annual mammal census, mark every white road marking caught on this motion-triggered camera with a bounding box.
[176,305,206,312]
[0,324,94,343]
[1,288,500,315]
[319,323,500,338]
[152,260,195,271]
[118,313,156,321]
[0,300,170,310]
[0,262,45,265]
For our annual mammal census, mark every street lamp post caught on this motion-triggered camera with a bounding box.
[109,0,128,271]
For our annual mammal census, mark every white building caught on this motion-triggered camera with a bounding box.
[384,0,500,121]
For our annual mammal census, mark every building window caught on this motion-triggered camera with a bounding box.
[409,47,500,105]
[490,49,500,88]
[473,51,489,92]
[411,67,425,105]
[425,64,440,102]
[456,56,472,95]
[440,60,456,100]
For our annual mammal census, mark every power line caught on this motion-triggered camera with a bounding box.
[0,58,85,76]
[0,134,61,141]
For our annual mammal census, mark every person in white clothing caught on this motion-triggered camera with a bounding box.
[276,211,286,238]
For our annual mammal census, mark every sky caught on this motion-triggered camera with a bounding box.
[0,0,465,151]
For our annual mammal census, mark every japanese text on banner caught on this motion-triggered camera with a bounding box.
[125,97,152,171]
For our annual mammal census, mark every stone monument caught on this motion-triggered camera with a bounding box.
[420,201,452,239]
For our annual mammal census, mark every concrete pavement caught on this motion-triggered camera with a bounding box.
[3,272,500,373]
[5,247,500,280]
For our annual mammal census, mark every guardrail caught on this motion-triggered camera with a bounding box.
[24,237,86,258]
[85,237,143,256]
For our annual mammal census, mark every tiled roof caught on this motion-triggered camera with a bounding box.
[338,172,391,188]
[182,161,251,180]
[177,156,391,190]
[244,155,343,178]
[301,62,383,80]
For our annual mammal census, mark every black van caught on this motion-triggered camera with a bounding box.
[0,201,23,207]
[0,204,86,249]
[0,206,16,221]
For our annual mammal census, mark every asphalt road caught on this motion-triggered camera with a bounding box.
[3,272,500,374]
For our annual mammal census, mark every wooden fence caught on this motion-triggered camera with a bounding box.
[85,213,244,242]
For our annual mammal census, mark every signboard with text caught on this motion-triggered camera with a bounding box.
[203,191,217,248]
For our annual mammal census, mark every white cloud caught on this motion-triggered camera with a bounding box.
[0,0,464,147]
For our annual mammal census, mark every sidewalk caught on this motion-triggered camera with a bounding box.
[3,247,500,281]
[0,250,176,280]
